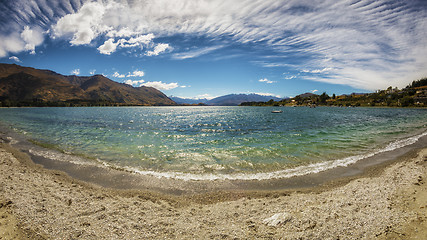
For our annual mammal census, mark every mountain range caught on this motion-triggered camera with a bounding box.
[0,64,284,107]
[0,64,175,106]
[171,94,283,106]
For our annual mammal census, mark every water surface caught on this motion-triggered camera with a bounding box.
[0,106,425,180]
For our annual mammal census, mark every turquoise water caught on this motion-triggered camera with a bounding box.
[0,106,426,180]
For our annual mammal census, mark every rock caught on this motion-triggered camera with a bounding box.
[263,212,292,227]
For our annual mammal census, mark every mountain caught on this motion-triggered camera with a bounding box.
[170,94,283,106]
[206,94,283,106]
[0,64,175,106]
[169,96,209,105]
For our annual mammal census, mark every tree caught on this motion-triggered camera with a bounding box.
[400,96,414,107]
[293,96,302,105]
[319,92,329,104]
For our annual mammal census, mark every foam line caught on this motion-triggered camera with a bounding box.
[127,131,427,181]
[27,131,427,181]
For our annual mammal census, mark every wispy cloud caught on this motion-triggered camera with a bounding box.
[302,68,332,74]
[172,45,224,60]
[284,75,296,80]
[252,61,297,68]
[0,0,426,90]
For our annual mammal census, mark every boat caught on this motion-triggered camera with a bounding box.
[271,110,283,113]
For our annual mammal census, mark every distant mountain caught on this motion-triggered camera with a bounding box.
[0,64,176,106]
[170,94,283,106]
[169,96,209,105]
[206,94,283,106]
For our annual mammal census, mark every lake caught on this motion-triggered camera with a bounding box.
[0,106,425,180]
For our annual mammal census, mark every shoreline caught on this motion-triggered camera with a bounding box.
[1,143,426,238]
[0,129,427,238]
[1,123,426,195]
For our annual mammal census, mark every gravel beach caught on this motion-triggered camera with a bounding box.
[1,142,426,239]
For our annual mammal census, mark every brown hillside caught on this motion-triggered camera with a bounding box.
[0,64,175,106]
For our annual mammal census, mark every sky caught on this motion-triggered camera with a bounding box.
[0,0,426,99]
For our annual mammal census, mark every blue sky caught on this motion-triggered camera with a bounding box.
[1,0,426,99]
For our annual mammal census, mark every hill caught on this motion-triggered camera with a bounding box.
[240,78,427,107]
[0,64,175,107]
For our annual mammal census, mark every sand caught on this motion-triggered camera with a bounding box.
[1,141,426,239]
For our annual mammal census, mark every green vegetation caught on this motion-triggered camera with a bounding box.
[241,78,427,107]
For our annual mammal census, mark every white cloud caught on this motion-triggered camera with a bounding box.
[172,45,224,60]
[0,34,25,58]
[124,79,145,87]
[71,69,80,75]
[145,43,172,56]
[311,89,318,93]
[52,2,166,56]
[89,69,96,75]
[1,0,426,90]
[106,28,141,38]
[53,1,108,45]
[118,34,155,48]
[142,81,179,90]
[8,56,21,63]
[98,39,119,55]
[127,70,145,77]
[20,26,44,54]
[50,0,425,89]
[0,26,44,57]
[97,34,159,55]
[258,78,276,84]
[113,71,125,78]
[114,70,145,81]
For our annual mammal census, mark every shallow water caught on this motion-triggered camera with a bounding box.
[0,106,425,180]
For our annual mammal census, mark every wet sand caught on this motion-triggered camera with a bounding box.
[1,135,427,238]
